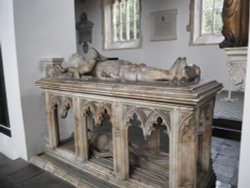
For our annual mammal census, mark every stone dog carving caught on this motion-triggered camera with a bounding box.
[57,48,201,84]
[89,132,113,158]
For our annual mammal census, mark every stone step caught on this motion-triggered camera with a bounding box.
[213,118,241,141]
[30,153,119,188]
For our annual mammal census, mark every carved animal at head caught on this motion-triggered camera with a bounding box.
[169,57,201,84]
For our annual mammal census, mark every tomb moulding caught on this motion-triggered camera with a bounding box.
[36,54,222,188]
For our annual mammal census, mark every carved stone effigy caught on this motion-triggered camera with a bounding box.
[36,55,222,188]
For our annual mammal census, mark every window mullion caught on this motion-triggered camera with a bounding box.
[119,1,123,41]
[113,3,117,42]
[212,0,215,34]
[133,0,137,40]
[200,0,204,35]
[103,0,141,49]
[126,0,130,41]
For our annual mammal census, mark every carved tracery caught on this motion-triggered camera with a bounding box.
[50,95,72,119]
[80,100,96,117]
[94,103,112,126]
[124,107,171,138]
[80,101,112,127]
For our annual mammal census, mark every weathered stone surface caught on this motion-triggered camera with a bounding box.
[42,48,201,84]
[36,76,222,188]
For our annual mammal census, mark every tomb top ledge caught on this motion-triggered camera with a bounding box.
[36,78,222,105]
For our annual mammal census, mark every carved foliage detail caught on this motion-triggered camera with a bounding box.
[95,103,112,126]
[59,97,72,119]
[51,96,60,111]
[80,100,96,117]
[179,113,196,143]
[124,106,171,139]
[50,95,72,119]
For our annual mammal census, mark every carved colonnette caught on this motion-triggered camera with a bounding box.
[37,79,222,188]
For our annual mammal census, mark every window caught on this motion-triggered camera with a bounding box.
[103,0,141,50]
[190,0,224,45]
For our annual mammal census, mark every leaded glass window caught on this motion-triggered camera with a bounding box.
[112,0,140,42]
[201,0,223,35]
[103,0,141,49]
[190,0,224,45]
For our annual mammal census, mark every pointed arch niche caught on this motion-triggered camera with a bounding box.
[124,107,171,186]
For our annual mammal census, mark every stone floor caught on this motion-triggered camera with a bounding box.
[213,90,243,188]
[0,136,240,188]
[214,90,244,121]
[212,137,240,188]
[0,153,75,188]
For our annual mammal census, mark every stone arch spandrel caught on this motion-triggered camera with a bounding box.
[80,100,97,116]
[178,112,196,143]
[124,107,171,138]
[123,107,146,128]
[94,102,112,126]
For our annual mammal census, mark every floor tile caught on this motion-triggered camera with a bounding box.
[213,155,238,168]
[8,164,43,184]
[20,172,75,188]
[214,91,244,121]
[0,177,21,188]
[0,158,28,177]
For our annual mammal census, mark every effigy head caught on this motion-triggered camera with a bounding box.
[170,57,201,84]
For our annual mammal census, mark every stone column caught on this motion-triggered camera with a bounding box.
[112,102,129,180]
[45,93,60,149]
[169,109,197,188]
[202,99,215,171]
[147,126,160,152]
[73,98,89,161]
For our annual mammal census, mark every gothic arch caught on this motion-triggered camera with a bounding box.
[94,102,112,126]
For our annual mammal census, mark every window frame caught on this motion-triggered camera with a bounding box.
[189,0,224,45]
[102,0,142,50]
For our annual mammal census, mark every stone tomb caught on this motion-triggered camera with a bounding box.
[36,74,222,187]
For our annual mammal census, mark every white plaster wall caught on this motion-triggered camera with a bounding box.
[238,18,250,187]
[0,0,28,160]
[76,0,230,89]
[13,0,77,158]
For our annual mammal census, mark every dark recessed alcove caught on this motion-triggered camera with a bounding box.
[0,47,11,137]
